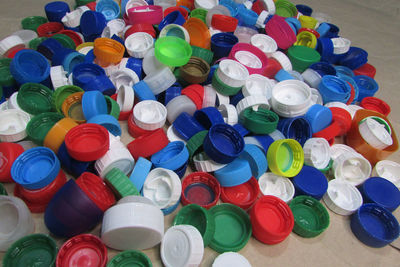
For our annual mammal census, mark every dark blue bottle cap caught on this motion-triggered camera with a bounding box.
[309,62,337,77]
[194,107,224,130]
[210,33,239,60]
[37,38,64,61]
[84,49,95,63]
[304,104,332,133]
[151,141,189,170]
[239,144,268,179]
[339,47,368,70]
[292,165,328,200]
[316,38,334,63]
[295,4,313,16]
[111,34,124,46]
[325,23,340,38]
[350,203,399,248]
[318,75,352,103]
[203,123,245,164]
[82,74,116,96]
[316,22,330,38]
[165,82,182,105]
[126,57,143,80]
[87,114,122,136]
[45,1,70,23]
[82,91,108,120]
[204,64,219,85]
[159,11,186,31]
[285,17,301,32]
[133,80,156,101]
[232,123,249,137]
[254,134,274,154]
[275,69,295,82]
[359,177,400,212]
[129,157,152,192]
[80,11,107,37]
[63,52,85,74]
[229,91,244,106]
[214,157,252,187]
[174,161,188,179]
[52,48,75,66]
[334,65,354,78]
[72,63,106,88]
[10,50,51,85]
[173,112,205,141]
[353,75,379,101]
[277,116,312,146]
[57,142,93,178]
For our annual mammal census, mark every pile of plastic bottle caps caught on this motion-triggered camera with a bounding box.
[0,0,399,266]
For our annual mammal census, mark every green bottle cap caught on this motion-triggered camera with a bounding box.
[190,45,214,65]
[190,8,208,24]
[287,45,321,73]
[240,107,279,134]
[53,85,84,113]
[0,58,16,88]
[105,95,121,120]
[154,36,192,67]
[275,0,298,18]
[107,250,152,267]
[26,112,64,145]
[51,34,76,49]
[186,130,208,159]
[17,83,54,115]
[212,71,242,96]
[29,37,48,50]
[21,16,48,32]
[105,168,139,199]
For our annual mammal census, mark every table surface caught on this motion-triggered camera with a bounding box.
[1,0,400,266]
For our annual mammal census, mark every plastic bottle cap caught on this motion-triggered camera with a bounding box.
[10,49,50,84]
[125,32,154,58]
[133,100,167,130]
[212,252,251,267]
[151,141,189,170]
[166,95,197,123]
[124,0,149,15]
[265,15,296,50]
[332,151,371,186]
[292,165,328,200]
[183,17,211,49]
[161,225,204,267]
[209,203,252,253]
[76,42,94,55]
[82,91,108,121]
[110,68,139,89]
[242,74,274,99]
[216,59,249,89]
[12,30,38,47]
[50,65,68,89]
[220,176,259,210]
[373,160,400,189]
[287,45,321,72]
[105,167,139,198]
[360,177,400,212]
[154,36,192,67]
[102,18,125,38]
[144,66,177,95]
[0,109,30,142]
[193,152,226,172]
[258,172,295,203]
[166,124,187,144]
[267,139,304,177]
[62,7,89,28]
[301,68,322,89]
[323,179,362,216]
[127,5,163,25]
[93,37,125,66]
[303,137,331,169]
[229,43,269,75]
[101,202,164,250]
[95,146,135,178]
[142,167,181,209]
[359,117,393,150]
[116,85,135,113]
[0,35,25,57]
[233,26,258,44]
[159,23,190,43]
[107,250,153,267]
[142,48,169,75]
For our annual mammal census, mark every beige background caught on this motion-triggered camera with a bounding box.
[0,0,400,266]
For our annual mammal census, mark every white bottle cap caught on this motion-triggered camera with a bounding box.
[212,252,252,267]
[258,172,295,203]
[125,0,149,15]
[117,84,135,112]
[301,68,322,89]
[270,51,292,71]
[166,95,197,124]
[142,168,182,209]
[125,32,154,58]
[50,65,68,89]
[236,95,270,116]
[310,88,323,105]
[268,129,285,141]
[359,117,393,150]
[95,146,135,178]
[101,202,164,250]
[234,26,258,44]
[206,5,231,27]
[193,151,226,172]
[161,225,204,267]
[217,103,238,125]
[159,24,190,43]
[233,51,263,70]
[0,196,35,252]
[194,0,218,10]
[110,68,140,89]
[332,37,351,55]
[133,100,167,130]
[260,0,275,15]
[323,179,362,216]
[153,0,176,11]
[243,136,265,152]
[61,6,89,28]
[0,109,30,142]
[271,80,312,117]
[333,152,371,186]
[215,90,230,106]
[144,66,177,95]
[347,104,364,119]
[102,18,126,38]
[202,84,217,108]
[287,70,304,82]
[255,10,269,28]
[0,35,25,56]
[216,59,249,88]
[118,195,155,205]
[0,101,8,111]
[250,33,277,57]
[324,101,351,114]
[167,125,187,144]
[143,48,172,75]
[303,138,331,170]
[373,160,400,189]
[242,74,274,99]
[12,30,38,47]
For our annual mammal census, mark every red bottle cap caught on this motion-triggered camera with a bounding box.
[59,30,83,46]
[56,234,107,267]
[298,28,320,38]
[124,23,156,39]
[181,172,221,209]
[86,1,97,11]
[353,63,376,78]
[128,113,158,138]
[76,172,116,212]
[211,14,239,32]
[127,128,169,160]
[251,0,263,15]
[13,185,48,213]
[346,82,356,105]
[265,15,296,50]
[65,123,110,162]
[0,142,24,182]
[313,107,352,143]
[37,22,64,37]
[250,195,294,244]
[360,96,391,116]
[263,58,282,79]
[220,177,260,210]
[181,84,204,110]
[164,6,189,20]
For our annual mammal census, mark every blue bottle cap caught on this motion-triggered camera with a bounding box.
[45,1,70,23]
[72,63,106,88]
[87,114,122,136]
[277,116,312,146]
[239,144,267,179]
[338,74,359,104]
[52,48,75,66]
[232,123,249,137]
[316,22,331,38]
[339,47,368,70]
[275,69,295,82]
[162,198,181,215]
[203,123,245,164]
[57,142,93,178]
[133,80,156,101]
[63,52,85,74]
[334,65,354,78]
[126,57,143,80]
[82,74,116,96]
[214,157,252,187]
[82,91,108,121]
[304,104,332,133]
[309,62,336,77]
[211,33,239,60]
[292,165,328,200]
[165,82,182,105]
[129,157,152,192]
[151,141,189,170]
[295,4,313,16]
[194,107,225,130]
[11,147,60,190]
[237,4,258,26]
[37,38,64,61]
[173,112,206,141]
[229,91,244,106]
[205,64,219,85]
[316,38,334,63]
[84,49,95,63]
[10,50,50,84]
[220,0,238,17]
[353,75,379,101]
[96,0,121,21]
[359,177,400,212]
[318,75,352,103]
[158,11,186,32]
[285,17,301,32]
[350,203,400,248]
[254,134,274,154]
[80,11,107,38]
[111,34,124,46]
[325,23,340,38]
